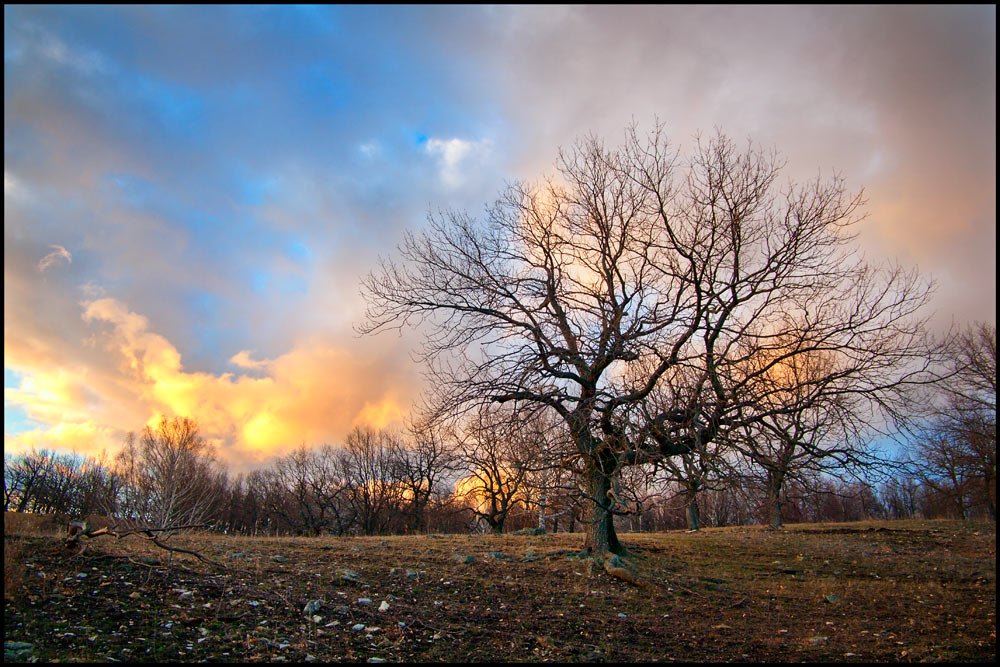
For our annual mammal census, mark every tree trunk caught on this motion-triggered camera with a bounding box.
[582,457,625,557]
[685,492,701,531]
[537,490,547,532]
[767,470,785,530]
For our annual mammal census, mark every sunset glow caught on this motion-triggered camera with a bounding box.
[4,6,995,469]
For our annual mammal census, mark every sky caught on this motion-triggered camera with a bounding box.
[4,5,996,471]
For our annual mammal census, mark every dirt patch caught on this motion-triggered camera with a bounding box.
[4,519,995,662]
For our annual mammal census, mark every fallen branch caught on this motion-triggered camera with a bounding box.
[65,520,225,570]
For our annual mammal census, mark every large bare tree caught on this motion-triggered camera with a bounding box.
[361,123,934,563]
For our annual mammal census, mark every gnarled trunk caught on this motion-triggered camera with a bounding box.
[582,457,625,557]
[766,469,785,529]
[685,493,701,531]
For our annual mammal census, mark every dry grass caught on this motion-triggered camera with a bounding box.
[4,511,69,537]
[4,537,26,599]
[3,517,994,662]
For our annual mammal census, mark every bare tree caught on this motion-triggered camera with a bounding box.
[112,417,224,530]
[342,426,407,535]
[454,403,543,534]
[911,323,996,519]
[264,445,332,536]
[727,343,891,529]
[361,123,934,563]
[394,415,460,533]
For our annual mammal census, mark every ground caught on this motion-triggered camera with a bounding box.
[4,518,995,662]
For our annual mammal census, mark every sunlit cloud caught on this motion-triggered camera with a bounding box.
[229,349,272,371]
[37,245,73,272]
[352,395,408,431]
[5,297,419,469]
[3,422,117,459]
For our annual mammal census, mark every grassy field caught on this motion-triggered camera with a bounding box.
[4,516,995,662]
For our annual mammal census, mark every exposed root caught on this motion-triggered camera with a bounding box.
[597,552,650,588]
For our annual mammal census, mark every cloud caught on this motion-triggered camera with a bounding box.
[37,245,73,272]
[425,137,493,188]
[229,349,272,371]
[5,297,422,469]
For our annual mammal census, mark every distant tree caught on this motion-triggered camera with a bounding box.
[5,449,54,513]
[911,323,996,519]
[112,416,224,529]
[729,344,886,529]
[879,472,920,520]
[454,403,543,534]
[342,426,407,535]
[394,415,460,533]
[265,445,331,536]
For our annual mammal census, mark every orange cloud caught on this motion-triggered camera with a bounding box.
[5,297,420,470]
[352,395,408,431]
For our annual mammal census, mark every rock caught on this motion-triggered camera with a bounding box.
[368,659,386,664]
[405,569,420,579]
[378,601,390,612]
[453,555,476,564]
[337,568,362,583]
[521,552,538,562]
[272,555,289,563]
[357,597,373,605]
[825,594,841,604]
[512,527,545,536]
[352,624,366,631]
[485,551,509,560]
[5,642,34,661]
[303,600,324,616]
[808,636,829,645]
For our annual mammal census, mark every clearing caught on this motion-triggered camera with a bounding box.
[4,518,995,662]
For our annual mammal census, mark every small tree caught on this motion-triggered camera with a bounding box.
[394,415,460,533]
[113,416,223,529]
[454,403,543,534]
[911,323,996,519]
